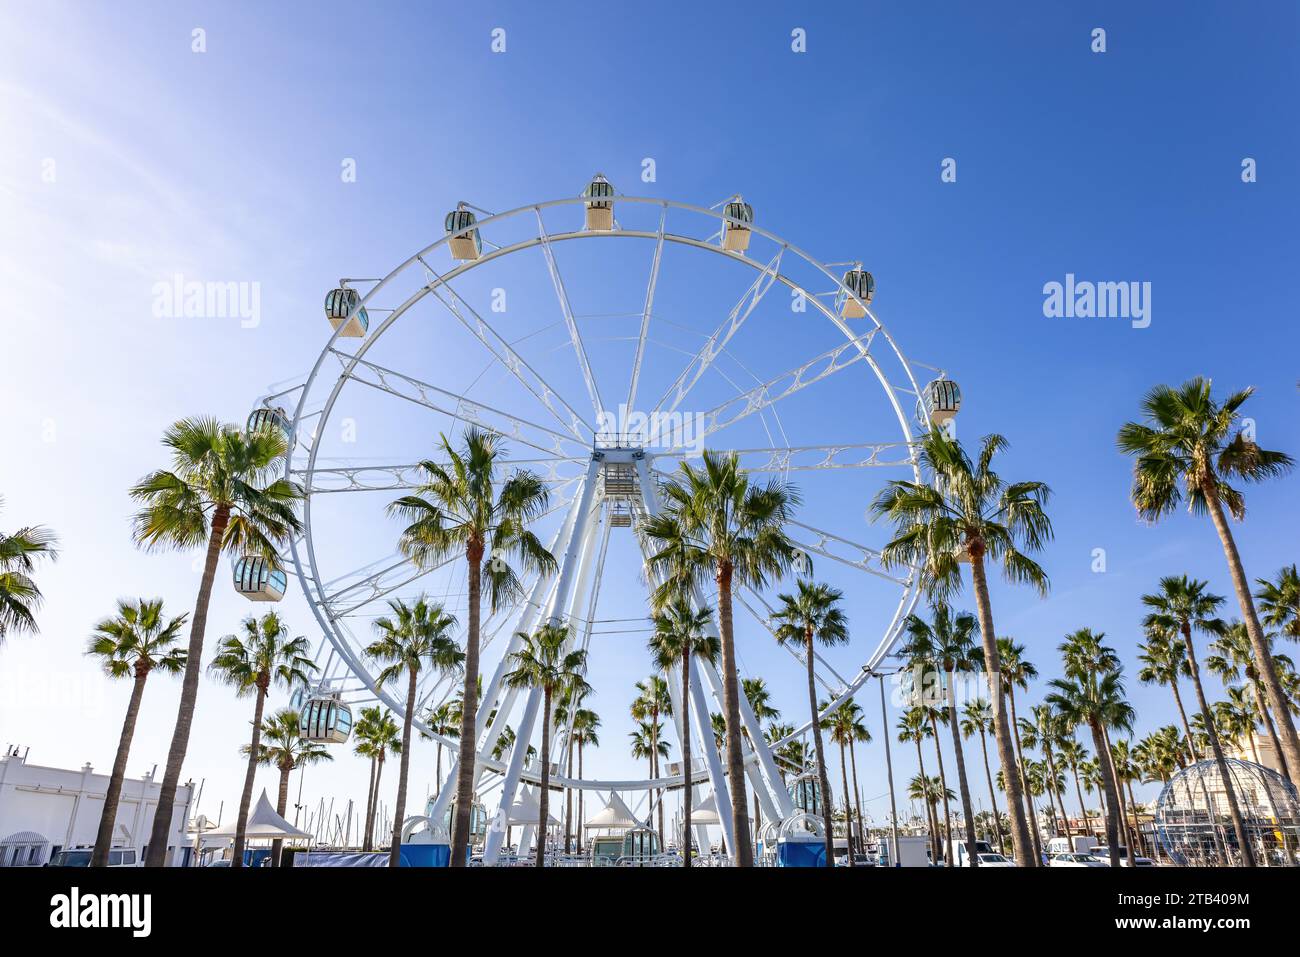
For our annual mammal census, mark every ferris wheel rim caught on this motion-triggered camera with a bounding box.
[279,189,938,788]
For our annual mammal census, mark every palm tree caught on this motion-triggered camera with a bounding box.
[503,621,589,867]
[570,707,600,853]
[250,709,331,865]
[1109,739,1146,857]
[1137,626,1199,764]
[0,498,58,641]
[842,705,871,855]
[1209,621,1294,783]
[900,602,982,867]
[631,675,674,849]
[1057,738,1092,836]
[742,676,781,846]
[390,427,557,865]
[908,773,955,862]
[131,416,303,865]
[823,701,864,866]
[872,429,1052,867]
[1021,704,1071,841]
[1143,575,1256,866]
[1118,378,1298,781]
[552,685,585,855]
[898,708,941,862]
[366,597,463,867]
[997,637,1043,863]
[710,712,727,752]
[209,611,316,867]
[649,596,719,866]
[421,699,461,796]
[86,598,186,867]
[960,698,1005,852]
[772,580,848,867]
[1257,565,1300,641]
[1045,632,1135,867]
[353,707,401,852]
[630,719,671,840]
[642,450,799,867]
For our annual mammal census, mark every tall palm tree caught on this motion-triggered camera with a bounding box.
[1143,575,1255,866]
[1021,704,1071,841]
[710,712,727,752]
[86,598,187,867]
[908,773,954,862]
[1118,378,1298,780]
[641,449,800,867]
[1108,739,1146,856]
[209,611,316,867]
[823,701,863,866]
[1045,631,1135,867]
[249,708,331,865]
[131,416,303,865]
[570,707,600,853]
[1057,738,1092,836]
[631,675,674,849]
[366,597,463,867]
[900,602,982,866]
[552,685,584,855]
[352,706,401,852]
[1208,621,1294,783]
[1256,565,1300,641]
[0,498,58,641]
[649,596,719,866]
[1137,626,1199,763]
[772,580,849,867]
[898,707,941,862]
[842,704,871,855]
[873,430,1053,867]
[960,698,1005,852]
[742,676,781,846]
[997,637,1043,863]
[390,427,557,865]
[503,621,589,867]
[421,699,461,797]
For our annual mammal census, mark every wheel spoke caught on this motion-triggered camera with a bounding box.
[652,441,915,474]
[297,461,583,494]
[625,206,667,413]
[784,517,912,586]
[536,209,605,418]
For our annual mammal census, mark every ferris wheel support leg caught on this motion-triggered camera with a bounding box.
[424,471,589,830]
[483,456,603,866]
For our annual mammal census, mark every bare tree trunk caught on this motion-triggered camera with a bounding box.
[92,667,150,866]
[1204,484,1300,782]
[451,542,484,866]
[969,554,1035,867]
[718,563,752,866]
[144,506,229,867]
[808,631,835,867]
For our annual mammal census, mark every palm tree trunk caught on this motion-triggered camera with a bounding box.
[1203,483,1300,782]
[1006,685,1043,864]
[1089,720,1123,866]
[272,763,291,867]
[1171,679,1230,859]
[807,631,835,867]
[945,667,979,867]
[92,668,150,866]
[144,504,230,867]
[1099,725,1137,866]
[1254,677,1293,783]
[651,710,665,852]
[435,742,443,796]
[451,542,484,867]
[717,562,752,866]
[232,682,268,868]
[577,741,585,855]
[914,739,939,863]
[1124,779,1147,858]
[372,753,386,850]
[969,553,1035,867]
[1044,746,1069,841]
[564,736,574,855]
[848,740,865,856]
[388,670,418,867]
[537,686,552,868]
[928,716,954,866]
[362,756,376,852]
[838,738,855,866]
[1071,766,1089,839]
[682,650,693,868]
[976,730,1005,853]
[1184,628,1256,866]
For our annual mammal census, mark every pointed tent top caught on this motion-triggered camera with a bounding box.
[583,791,640,830]
[690,792,721,825]
[204,790,312,839]
[508,786,561,826]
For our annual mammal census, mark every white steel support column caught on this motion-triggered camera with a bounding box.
[483,453,604,864]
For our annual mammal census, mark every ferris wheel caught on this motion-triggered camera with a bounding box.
[249,176,961,863]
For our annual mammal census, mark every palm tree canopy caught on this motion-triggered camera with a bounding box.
[365,596,463,689]
[503,621,590,701]
[130,416,303,561]
[388,427,557,612]
[1255,564,1300,639]
[250,708,334,772]
[87,598,188,679]
[1141,575,1227,643]
[1117,377,1294,522]
[648,596,719,672]
[771,580,849,650]
[0,497,59,640]
[208,611,317,696]
[960,698,993,738]
[871,429,1052,601]
[631,675,674,722]
[353,706,402,759]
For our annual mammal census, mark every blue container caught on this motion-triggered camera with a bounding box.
[777,838,827,868]
[398,843,452,867]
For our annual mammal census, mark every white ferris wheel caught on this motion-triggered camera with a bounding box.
[247,176,962,863]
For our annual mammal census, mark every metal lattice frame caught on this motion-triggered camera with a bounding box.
[258,188,952,861]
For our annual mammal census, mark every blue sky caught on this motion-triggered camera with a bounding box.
[2,1,1297,839]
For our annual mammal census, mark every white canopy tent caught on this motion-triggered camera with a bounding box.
[201,790,311,842]
[690,792,722,825]
[584,791,640,830]
[507,786,561,827]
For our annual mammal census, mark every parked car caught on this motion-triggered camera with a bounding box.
[1090,846,1157,866]
[972,852,1017,867]
[45,848,139,867]
[1049,852,1108,868]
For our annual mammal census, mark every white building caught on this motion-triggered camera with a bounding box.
[0,748,194,866]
